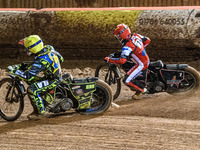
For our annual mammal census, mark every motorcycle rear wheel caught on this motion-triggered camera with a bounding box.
[170,66,200,95]
[76,80,113,115]
[95,63,121,100]
[0,78,24,121]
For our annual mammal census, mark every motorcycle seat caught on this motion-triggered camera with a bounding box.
[149,60,164,69]
[73,77,98,83]
[165,64,188,70]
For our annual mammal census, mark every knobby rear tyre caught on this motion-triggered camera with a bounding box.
[76,80,113,115]
[170,66,200,96]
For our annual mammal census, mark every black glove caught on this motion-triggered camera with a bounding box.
[19,62,29,71]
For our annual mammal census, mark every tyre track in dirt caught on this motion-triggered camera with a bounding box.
[1,114,200,150]
[0,69,200,150]
[0,90,200,150]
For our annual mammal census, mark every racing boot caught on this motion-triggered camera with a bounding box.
[132,90,143,100]
[27,107,45,121]
[27,111,40,120]
[27,100,41,120]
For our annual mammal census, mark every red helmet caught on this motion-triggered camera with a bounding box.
[113,24,131,42]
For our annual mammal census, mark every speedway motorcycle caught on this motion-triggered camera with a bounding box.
[95,50,200,100]
[0,63,113,121]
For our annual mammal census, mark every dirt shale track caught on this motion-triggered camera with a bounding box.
[1,71,200,149]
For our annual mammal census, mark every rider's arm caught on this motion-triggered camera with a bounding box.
[12,58,47,82]
[106,46,132,65]
[107,57,127,64]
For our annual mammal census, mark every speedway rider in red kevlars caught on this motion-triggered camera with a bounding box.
[104,23,151,99]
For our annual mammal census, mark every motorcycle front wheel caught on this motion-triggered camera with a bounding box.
[76,80,113,115]
[95,63,121,100]
[0,78,24,121]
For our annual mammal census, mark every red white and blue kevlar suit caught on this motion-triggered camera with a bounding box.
[107,33,150,92]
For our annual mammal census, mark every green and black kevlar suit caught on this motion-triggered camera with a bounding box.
[12,45,64,114]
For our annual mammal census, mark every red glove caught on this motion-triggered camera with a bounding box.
[104,57,110,62]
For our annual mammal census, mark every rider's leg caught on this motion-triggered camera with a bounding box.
[27,87,45,115]
[27,79,59,119]
[123,63,145,99]
[27,94,39,119]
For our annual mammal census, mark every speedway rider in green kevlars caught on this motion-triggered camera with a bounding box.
[8,35,64,120]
